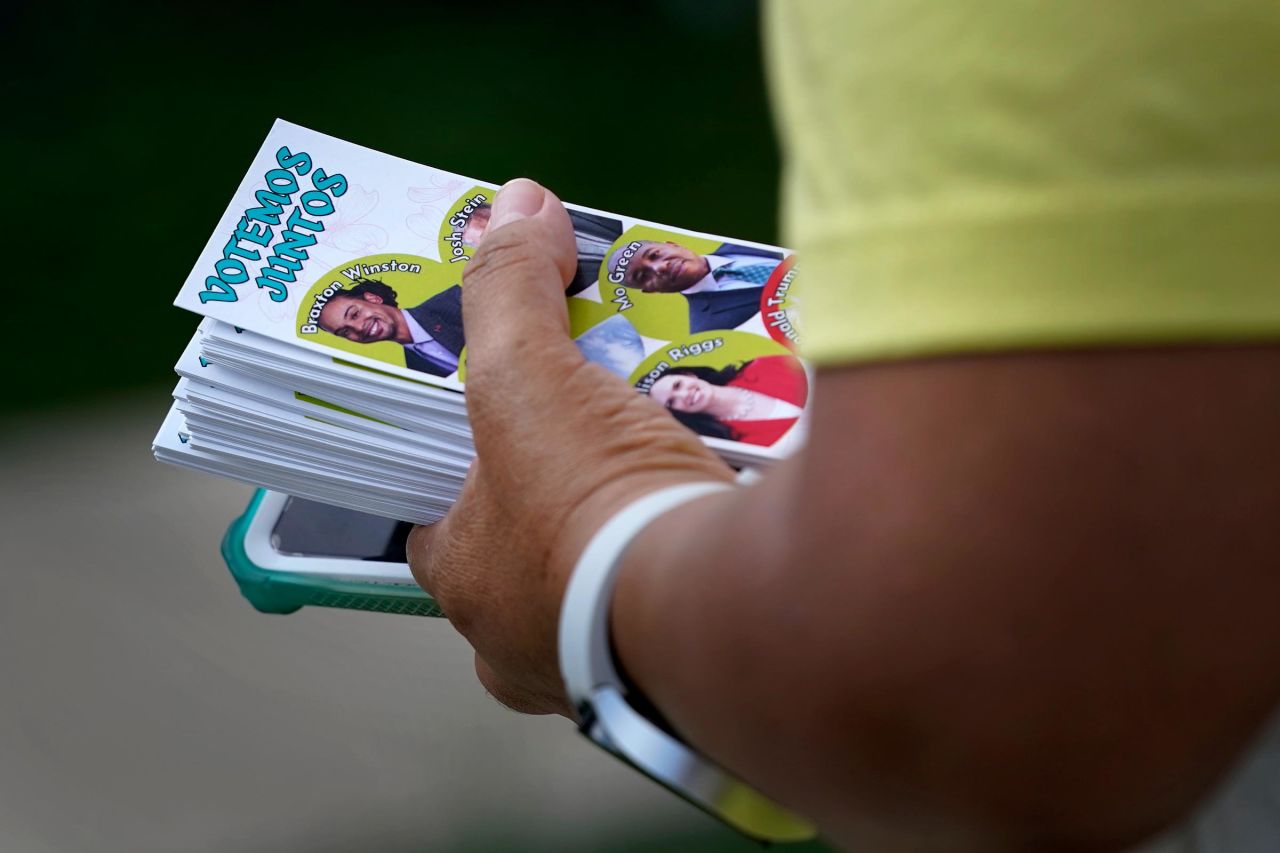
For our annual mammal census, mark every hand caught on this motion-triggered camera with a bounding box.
[407,179,734,716]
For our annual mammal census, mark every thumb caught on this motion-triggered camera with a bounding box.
[460,178,583,388]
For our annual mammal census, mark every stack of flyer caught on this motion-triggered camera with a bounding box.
[155,121,807,524]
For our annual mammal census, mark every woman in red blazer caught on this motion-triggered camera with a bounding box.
[647,354,809,447]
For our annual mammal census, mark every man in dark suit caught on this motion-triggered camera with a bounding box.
[605,239,785,333]
[683,285,767,335]
[565,210,626,296]
[316,279,464,377]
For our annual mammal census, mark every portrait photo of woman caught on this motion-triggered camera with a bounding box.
[647,354,808,447]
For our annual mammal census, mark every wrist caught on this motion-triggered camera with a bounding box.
[555,480,814,842]
[558,481,733,717]
[547,469,733,612]
[605,485,733,728]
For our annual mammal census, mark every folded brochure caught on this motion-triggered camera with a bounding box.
[171,120,807,461]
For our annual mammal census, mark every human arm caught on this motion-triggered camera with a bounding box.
[408,179,1280,850]
[612,344,1280,850]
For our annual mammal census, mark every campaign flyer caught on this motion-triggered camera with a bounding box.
[176,120,806,454]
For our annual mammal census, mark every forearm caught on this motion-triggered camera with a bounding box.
[410,181,1280,850]
[607,396,988,847]
[609,347,1280,850]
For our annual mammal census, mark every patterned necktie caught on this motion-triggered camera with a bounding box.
[712,260,774,286]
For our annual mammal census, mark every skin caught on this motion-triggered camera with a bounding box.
[408,179,1280,851]
[621,240,710,292]
[650,373,716,413]
[650,372,750,420]
[317,292,412,345]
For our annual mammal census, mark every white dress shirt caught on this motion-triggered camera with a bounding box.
[401,309,459,371]
[681,254,768,295]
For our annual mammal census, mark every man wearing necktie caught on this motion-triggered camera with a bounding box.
[605,239,785,333]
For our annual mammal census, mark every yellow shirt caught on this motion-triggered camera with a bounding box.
[767,1,1280,365]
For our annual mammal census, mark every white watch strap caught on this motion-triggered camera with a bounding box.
[558,481,733,705]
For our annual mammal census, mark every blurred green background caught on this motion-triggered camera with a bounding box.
[0,2,834,851]
[2,0,781,414]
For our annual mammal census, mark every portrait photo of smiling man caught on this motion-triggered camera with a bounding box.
[316,279,464,377]
[605,238,784,333]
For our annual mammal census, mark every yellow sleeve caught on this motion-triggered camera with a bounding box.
[766,0,1280,365]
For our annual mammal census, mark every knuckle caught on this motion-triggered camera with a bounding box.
[405,523,439,590]
[426,529,485,635]
[441,592,479,636]
[410,476,499,638]
[406,517,474,621]
[474,656,549,715]
[473,655,502,693]
[405,522,433,559]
